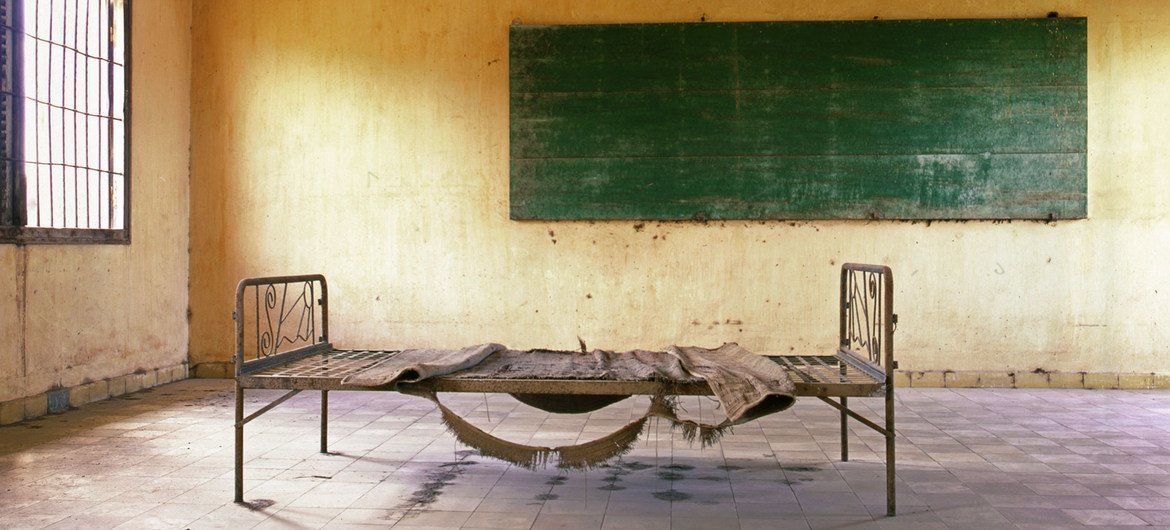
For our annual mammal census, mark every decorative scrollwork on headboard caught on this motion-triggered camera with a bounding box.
[840,264,894,369]
[257,281,317,358]
[235,275,328,366]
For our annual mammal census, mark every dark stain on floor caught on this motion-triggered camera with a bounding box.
[403,453,478,508]
[653,489,691,501]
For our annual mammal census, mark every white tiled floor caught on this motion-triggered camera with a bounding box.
[1,379,1169,528]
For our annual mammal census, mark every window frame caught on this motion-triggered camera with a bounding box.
[0,0,132,245]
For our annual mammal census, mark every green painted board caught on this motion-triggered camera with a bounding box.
[509,18,1087,220]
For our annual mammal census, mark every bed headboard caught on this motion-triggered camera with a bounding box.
[839,264,896,379]
[234,274,330,376]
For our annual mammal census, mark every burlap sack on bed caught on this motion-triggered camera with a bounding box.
[341,342,796,469]
[342,342,794,424]
[340,343,507,387]
[665,343,796,423]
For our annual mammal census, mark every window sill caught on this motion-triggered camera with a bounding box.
[0,226,130,245]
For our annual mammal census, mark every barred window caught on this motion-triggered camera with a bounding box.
[1,0,129,244]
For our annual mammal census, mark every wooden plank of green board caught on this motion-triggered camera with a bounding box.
[512,87,1086,158]
[511,153,1086,220]
[510,19,1086,93]
[509,18,1087,220]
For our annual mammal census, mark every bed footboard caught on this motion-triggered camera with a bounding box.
[833,263,896,516]
[234,274,331,374]
[233,274,332,503]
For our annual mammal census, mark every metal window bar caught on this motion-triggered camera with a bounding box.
[1,0,21,227]
[0,0,126,241]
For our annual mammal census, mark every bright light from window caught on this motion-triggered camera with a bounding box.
[20,0,124,230]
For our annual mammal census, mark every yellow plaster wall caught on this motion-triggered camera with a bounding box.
[0,1,192,403]
[188,1,1170,375]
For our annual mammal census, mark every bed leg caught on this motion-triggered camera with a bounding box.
[839,396,849,462]
[320,390,329,453]
[886,385,896,516]
[234,382,244,503]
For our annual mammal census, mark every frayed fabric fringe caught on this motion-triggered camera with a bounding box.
[424,390,732,470]
[648,395,735,447]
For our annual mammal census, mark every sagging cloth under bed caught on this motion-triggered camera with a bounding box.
[340,342,796,469]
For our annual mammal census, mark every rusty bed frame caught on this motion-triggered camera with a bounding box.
[233,263,898,515]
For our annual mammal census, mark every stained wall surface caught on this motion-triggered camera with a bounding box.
[188,1,1170,376]
[0,1,192,403]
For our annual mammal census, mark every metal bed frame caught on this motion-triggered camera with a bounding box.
[233,263,897,515]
